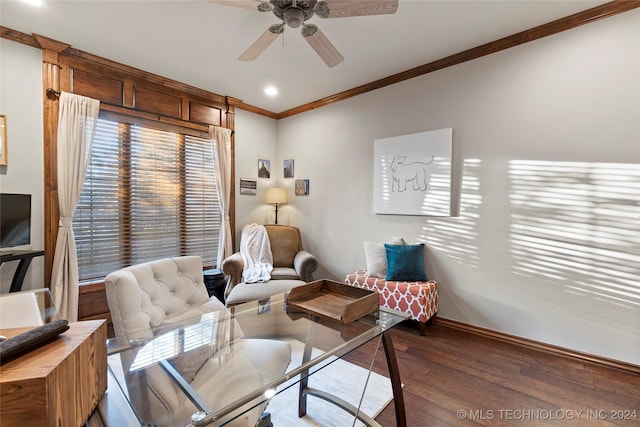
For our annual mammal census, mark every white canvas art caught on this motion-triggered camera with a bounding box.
[373,128,452,216]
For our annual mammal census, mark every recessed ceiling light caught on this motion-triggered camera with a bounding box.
[264,86,279,97]
[21,0,45,6]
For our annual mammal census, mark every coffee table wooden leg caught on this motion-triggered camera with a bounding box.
[382,331,406,427]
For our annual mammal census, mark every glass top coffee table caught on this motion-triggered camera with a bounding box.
[101,292,409,427]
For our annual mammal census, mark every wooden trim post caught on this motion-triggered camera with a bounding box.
[35,34,70,288]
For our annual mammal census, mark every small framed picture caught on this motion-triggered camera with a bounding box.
[284,159,294,178]
[295,179,309,196]
[258,159,271,178]
[240,178,257,195]
[0,115,7,166]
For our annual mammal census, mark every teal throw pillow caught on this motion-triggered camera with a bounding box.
[384,243,428,282]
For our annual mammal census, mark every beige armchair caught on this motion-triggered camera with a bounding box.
[222,225,318,306]
[104,256,291,427]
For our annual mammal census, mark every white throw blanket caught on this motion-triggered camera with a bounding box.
[240,223,273,283]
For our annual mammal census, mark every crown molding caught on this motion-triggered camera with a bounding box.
[275,1,640,119]
[2,1,638,120]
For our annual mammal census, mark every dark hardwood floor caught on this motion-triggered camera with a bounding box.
[343,321,640,426]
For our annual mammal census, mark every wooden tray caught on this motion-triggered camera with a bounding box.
[286,279,379,324]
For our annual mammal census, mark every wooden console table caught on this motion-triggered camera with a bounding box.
[0,250,45,292]
[0,320,107,426]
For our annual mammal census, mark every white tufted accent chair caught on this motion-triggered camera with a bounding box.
[105,256,291,427]
[105,256,222,343]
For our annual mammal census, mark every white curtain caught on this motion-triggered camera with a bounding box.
[51,92,100,321]
[210,126,233,268]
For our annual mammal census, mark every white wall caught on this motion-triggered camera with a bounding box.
[274,11,640,365]
[1,10,637,365]
[233,109,279,246]
[0,39,45,292]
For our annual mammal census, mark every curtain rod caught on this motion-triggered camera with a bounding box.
[45,88,234,136]
[46,88,60,100]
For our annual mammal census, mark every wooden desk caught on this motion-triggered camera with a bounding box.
[0,250,45,292]
[0,320,107,427]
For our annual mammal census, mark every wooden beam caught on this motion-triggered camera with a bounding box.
[235,101,279,120]
[0,26,39,48]
[38,36,70,288]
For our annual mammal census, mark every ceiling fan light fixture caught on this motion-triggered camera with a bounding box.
[283,7,305,28]
[315,1,330,18]
[268,23,285,35]
[222,0,399,66]
[257,1,273,12]
[301,23,318,38]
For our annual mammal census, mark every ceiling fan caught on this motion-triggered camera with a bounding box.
[214,0,399,67]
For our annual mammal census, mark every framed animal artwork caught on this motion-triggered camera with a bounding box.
[373,128,452,216]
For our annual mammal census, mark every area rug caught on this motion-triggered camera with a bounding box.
[266,339,395,427]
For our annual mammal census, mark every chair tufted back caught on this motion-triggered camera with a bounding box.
[105,256,219,343]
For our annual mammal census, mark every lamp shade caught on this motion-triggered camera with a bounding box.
[266,187,287,204]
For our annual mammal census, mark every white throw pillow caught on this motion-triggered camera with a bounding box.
[364,237,405,278]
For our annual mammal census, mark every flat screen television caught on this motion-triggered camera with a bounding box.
[1,193,32,249]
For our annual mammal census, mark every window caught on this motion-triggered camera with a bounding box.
[73,116,221,282]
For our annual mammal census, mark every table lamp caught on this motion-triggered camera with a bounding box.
[266,187,287,224]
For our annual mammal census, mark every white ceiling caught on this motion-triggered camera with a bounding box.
[1,0,608,114]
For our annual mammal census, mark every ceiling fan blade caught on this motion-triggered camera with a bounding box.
[301,24,344,68]
[209,1,265,11]
[316,0,398,18]
[239,24,284,61]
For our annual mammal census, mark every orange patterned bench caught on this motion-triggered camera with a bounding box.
[345,270,438,334]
